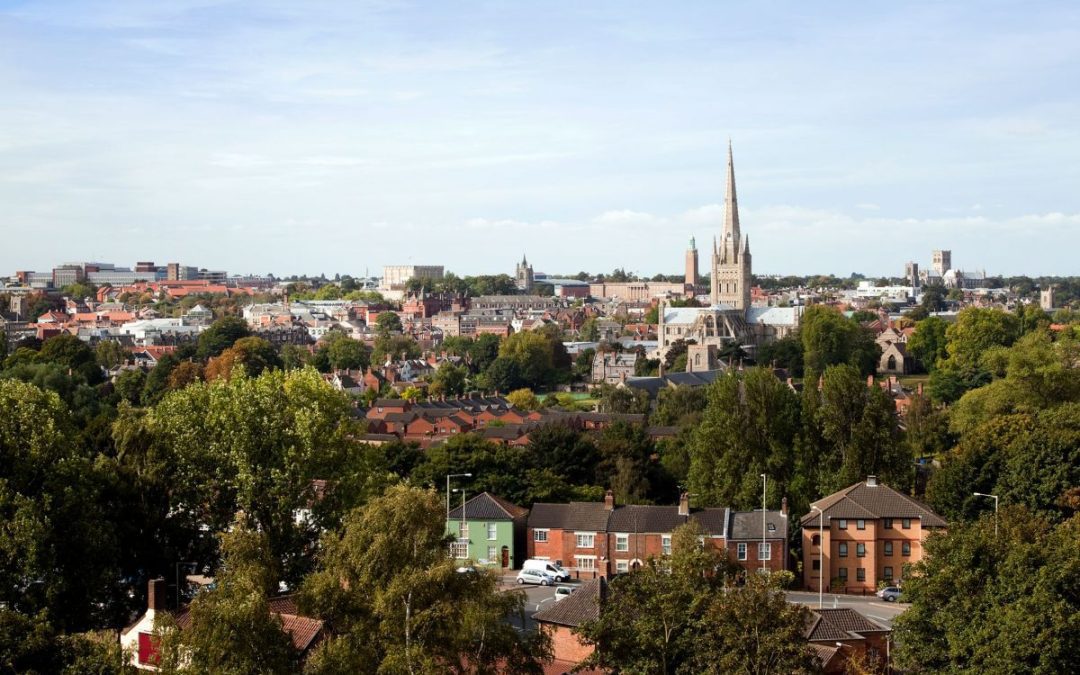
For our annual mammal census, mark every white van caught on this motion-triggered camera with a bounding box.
[522,559,571,582]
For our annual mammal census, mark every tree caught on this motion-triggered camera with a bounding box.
[943,307,1020,370]
[595,384,649,415]
[429,362,468,397]
[579,318,600,341]
[893,508,1080,673]
[372,334,421,367]
[800,305,880,376]
[506,388,539,410]
[325,335,371,371]
[906,316,949,372]
[166,361,204,391]
[95,340,128,370]
[375,311,403,335]
[114,368,147,405]
[204,336,282,381]
[299,485,546,673]
[38,333,102,384]
[155,527,297,675]
[497,331,557,389]
[196,317,250,359]
[754,333,804,376]
[651,385,708,427]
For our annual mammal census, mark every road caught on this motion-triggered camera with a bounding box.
[501,577,580,631]
[785,590,908,628]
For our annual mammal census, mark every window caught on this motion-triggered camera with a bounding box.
[758,542,771,561]
[857,568,866,582]
[838,567,848,581]
[767,523,776,532]
[487,546,497,562]
[576,533,595,549]
[487,523,497,541]
[615,560,629,573]
[450,541,468,558]
[884,518,894,529]
[884,541,894,556]
[884,566,894,580]
[902,542,911,557]
[737,543,747,560]
[137,632,160,666]
[902,518,912,530]
[576,556,596,571]
[856,543,866,558]
[812,559,821,571]
[839,543,848,557]
[856,519,866,530]
[534,529,548,543]
[838,519,848,530]
[811,534,821,546]
[458,522,468,539]
[615,534,629,552]
[661,535,672,555]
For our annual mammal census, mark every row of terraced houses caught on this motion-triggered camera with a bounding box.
[448,475,946,593]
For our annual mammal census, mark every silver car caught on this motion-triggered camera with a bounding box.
[516,569,554,586]
[876,586,902,602]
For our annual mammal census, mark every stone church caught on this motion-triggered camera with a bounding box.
[656,143,800,359]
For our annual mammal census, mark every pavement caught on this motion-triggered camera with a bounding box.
[785,590,909,628]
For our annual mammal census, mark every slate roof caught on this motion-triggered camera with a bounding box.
[449,491,528,521]
[532,577,606,628]
[730,510,789,541]
[528,502,611,531]
[804,608,889,642]
[801,479,947,528]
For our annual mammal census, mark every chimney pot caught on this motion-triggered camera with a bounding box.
[781,496,788,516]
[604,490,615,511]
[678,492,690,517]
[866,475,878,487]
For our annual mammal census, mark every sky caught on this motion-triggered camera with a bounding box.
[1,0,1079,278]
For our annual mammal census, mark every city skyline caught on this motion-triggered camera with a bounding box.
[2,1,1079,276]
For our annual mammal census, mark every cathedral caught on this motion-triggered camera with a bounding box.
[657,142,800,361]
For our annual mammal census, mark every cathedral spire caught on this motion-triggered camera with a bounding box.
[722,140,740,253]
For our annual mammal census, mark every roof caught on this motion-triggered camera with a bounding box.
[746,306,801,326]
[532,577,606,628]
[449,492,528,521]
[804,608,889,642]
[729,510,789,541]
[801,479,947,528]
[173,601,324,652]
[528,502,611,531]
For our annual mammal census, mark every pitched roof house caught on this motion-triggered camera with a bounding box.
[532,576,607,674]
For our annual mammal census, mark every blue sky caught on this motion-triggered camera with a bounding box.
[1,1,1078,277]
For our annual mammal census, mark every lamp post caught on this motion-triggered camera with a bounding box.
[760,473,767,573]
[973,492,999,537]
[446,473,472,522]
[453,488,467,560]
[811,505,824,608]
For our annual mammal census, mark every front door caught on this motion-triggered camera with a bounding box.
[501,546,510,568]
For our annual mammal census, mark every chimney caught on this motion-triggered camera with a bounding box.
[917,382,924,396]
[603,490,615,511]
[148,577,166,612]
[678,492,690,517]
[866,475,878,487]
[781,496,788,517]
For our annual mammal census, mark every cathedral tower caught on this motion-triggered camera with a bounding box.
[710,141,752,310]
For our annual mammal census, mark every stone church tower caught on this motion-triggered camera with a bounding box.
[685,237,699,287]
[515,254,534,291]
[710,142,752,310]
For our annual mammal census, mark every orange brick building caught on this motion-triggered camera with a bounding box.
[801,476,946,593]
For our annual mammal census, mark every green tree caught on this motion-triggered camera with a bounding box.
[95,340,128,370]
[944,307,1020,370]
[429,362,468,397]
[579,317,600,341]
[326,335,372,371]
[38,333,102,384]
[196,316,251,359]
[372,334,421,367]
[205,336,282,380]
[375,311,403,334]
[506,387,539,410]
[800,305,880,376]
[156,527,297,675]
[651,385,708,427]
[114,368,147,405]
[893,508,1080,673]
[299,485,546,673]
[497,331,557,389]
[906,316,949,372]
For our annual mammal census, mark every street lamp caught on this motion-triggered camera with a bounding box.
[973,492,999,537]
[810,505,824,608]
[453,487,468,560]
[446,473,472,522]
[760,474,767,573]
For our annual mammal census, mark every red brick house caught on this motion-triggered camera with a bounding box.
[532,576,606,674]
[527,491,789,577]
[805,608,891,673]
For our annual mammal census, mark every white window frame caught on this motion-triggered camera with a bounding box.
[737,542,747,561]
[449,541,468,559]
[615,533,629,552]
[575,532,595,549]
[615,560,629,573]
[486,523,497,541]
[575,555,597,571]
[533,529,548,543]
[457,522,468,539]
[661,535,672,555]
[486,546,497,563]
[758,542,771,561]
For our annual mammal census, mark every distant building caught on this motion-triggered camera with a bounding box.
[932,249,951,277]
[1041,285,1056,311]
[515,254,535,291]
[685,237,699,287]
[379,265,444,291]
[591,351,640,384]
[904,261,919,288]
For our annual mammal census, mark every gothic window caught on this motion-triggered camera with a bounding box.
[887,355,897,370]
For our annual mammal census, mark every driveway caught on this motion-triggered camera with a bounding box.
[785,590,908,628]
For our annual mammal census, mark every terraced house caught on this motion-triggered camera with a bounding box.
[527,491,789,577]
[801,476,947,593]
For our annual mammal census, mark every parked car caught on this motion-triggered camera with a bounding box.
[522,559,572,583]
[876,586,902,602]
[516,569,555,586]
[554,586,576,602]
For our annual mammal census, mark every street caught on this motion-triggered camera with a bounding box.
[500,576,581,631]
[785,590,908,628]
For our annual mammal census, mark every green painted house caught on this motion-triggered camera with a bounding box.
[447,492,529,570]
